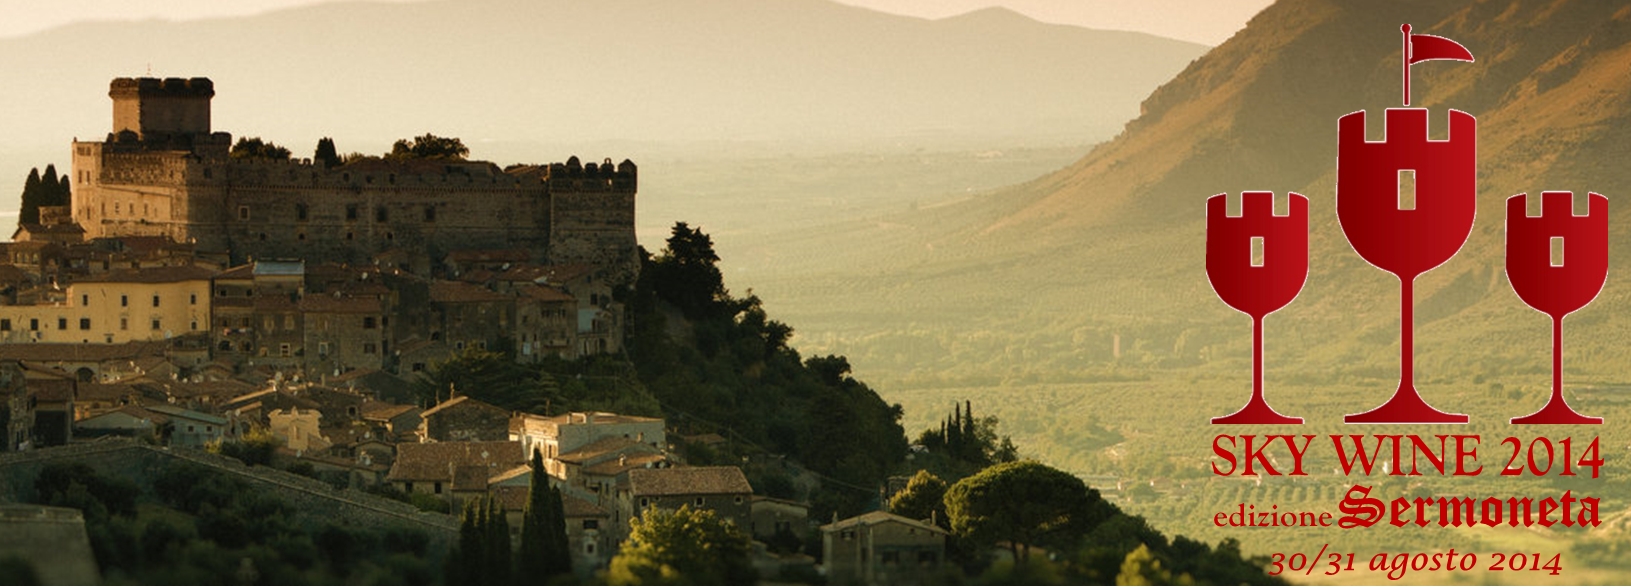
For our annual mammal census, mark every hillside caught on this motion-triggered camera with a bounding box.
[749,0,1631,396]
[0,0,1203,154]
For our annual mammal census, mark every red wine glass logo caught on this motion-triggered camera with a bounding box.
[1506,192,1606,425]
[1337,107,1475,424]
[1206,192,1306,425]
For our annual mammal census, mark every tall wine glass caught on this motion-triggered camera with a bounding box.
[1506,192,1606,425]
[1206,191,1306,425]
[1337,109,1474,423]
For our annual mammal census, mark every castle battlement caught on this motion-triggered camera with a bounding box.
[1338,108,1475,153]
[71,77,640,283]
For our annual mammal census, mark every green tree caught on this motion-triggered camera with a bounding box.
[944,461,1112,563]
[229,137,292,160]
[888,469,947,526]
[484,497,512,585]
[519,449,571,580]
[19,167,42,225]
[1116,544,1192,585]
[413,348,553,413]
[387,133,469,160]
[314,137,341,167]
[646,222,728,319]
[608,505,756,585]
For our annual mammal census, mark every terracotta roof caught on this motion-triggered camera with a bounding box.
[214,264,255,281]
[361,400,418,421]
[253,296,300,312]
[387,440,525,482]
[76,382,140,403]
[556,436,658,465]
[821,510,949,535]
[444,249,530,264]
[453,465,490,491]
[628,466,752,497]
[420,395,509,419]
[582,453,667,477]
[516,284,573,303]
[491,485,608,518]
[429,281,510,304]
[537,264,595,285]
[0,340,169,363]
[74,265,214,284]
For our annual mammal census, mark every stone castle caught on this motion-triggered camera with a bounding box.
[69,77,638,280]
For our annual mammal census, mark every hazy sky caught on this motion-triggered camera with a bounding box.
[0,0,1272,45]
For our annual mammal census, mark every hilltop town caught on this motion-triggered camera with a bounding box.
[0,77,940,583]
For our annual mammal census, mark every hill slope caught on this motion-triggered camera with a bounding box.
[749,0,1631,391]
[0,0,1204,153]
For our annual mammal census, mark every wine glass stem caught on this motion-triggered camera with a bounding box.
[1252,314,1265,405]
[1400,277,1414,389]
[1551,316,1564,404]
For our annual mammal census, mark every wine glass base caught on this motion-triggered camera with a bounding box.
[1212,399,1302,425]
[1345,388,1467,424]
[1511,400,1602,425]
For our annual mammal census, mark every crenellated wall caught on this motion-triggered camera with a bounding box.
[70,77,639,282]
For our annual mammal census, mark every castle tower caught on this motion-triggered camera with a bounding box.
[109,77,214,141]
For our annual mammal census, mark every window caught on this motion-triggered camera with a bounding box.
[190,321,197,330]
[694,497,705,507]
[345,232,354,241]
[296,203,308,221]
[81,294,88,306]
[318,342,329,357]
[57,317,67,330]
[120,318,128,330]
[411,362,425,372]
[190,293,197,305]
[363,316,376,329]
[1,319,10,331]
[346,204,359,221]
[585,542,596,555]
[363,342,377,354]
[279,343,291,357]
[841,530,855,540]
[375,206,388,222]
[424,205,436,222]
[79,318,90,330]
[29,319,38,331]
[640,498,649,508]
[404,482,414,493]
[120,295,128,307]
[238,206,250,220]
[152,295,160,307]
[433,482,442,494]
[881,552,900,565]
[151,319,161,330]
[583,520,599,530]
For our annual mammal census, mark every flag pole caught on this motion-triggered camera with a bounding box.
[1402,24,1412,106]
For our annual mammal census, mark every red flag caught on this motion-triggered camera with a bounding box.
[1409,33,1474,64]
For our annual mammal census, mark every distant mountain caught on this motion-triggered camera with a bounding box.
[751,0,1631,386]
[0,0,1205,155]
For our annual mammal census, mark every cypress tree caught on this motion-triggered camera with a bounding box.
[19,167,41,225]
[486,496,512,584]
[519,449,555,580]
[315,137,341,168]
[545,485,572,573]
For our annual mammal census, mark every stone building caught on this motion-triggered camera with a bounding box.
[418,395,512,442]
[622,466,754,530]
[510,411,665,465]
[70,77,639,282]
[0,266,212,344]
[821,511,948,585]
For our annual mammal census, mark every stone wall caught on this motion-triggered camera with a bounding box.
[0,439,457,545]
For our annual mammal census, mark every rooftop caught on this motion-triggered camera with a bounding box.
[628,466,752,497]
[387,440,525,482]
